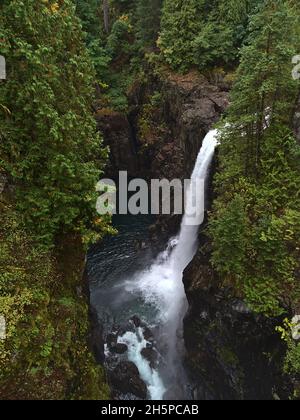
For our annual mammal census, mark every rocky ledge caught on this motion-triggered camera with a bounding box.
[95,71,229,183]
[182,234,292,400]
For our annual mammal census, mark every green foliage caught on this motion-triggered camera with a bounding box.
[75,0,103,44]
[207,5,300,400]
[209,0,300,317]
[210,1,300,315]
[106,15,134,59]
[285,341,300,377]
[75,0,163,112]
[159,0,204,72]
[0,0,111,400]
[192,22,235,69]
[209,194,249,278]
[159,0,261,72]
[0,206,110,400]
[0,0,110,248]
[136,0,162,47]
[276,319,300,384]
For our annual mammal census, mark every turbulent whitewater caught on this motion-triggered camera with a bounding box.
[121,129,219,400]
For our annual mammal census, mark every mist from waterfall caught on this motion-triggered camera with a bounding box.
[122,129,219,400]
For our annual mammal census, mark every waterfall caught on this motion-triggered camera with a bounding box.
[122,129,219,400]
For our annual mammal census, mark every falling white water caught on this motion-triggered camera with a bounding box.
[122,129,219,400]
[118,328,166,400]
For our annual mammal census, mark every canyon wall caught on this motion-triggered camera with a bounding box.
[94,69,293,400]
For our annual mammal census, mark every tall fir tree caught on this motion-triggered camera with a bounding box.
[159,0,206,71]
[159,0,260,71]
[0,0,110,247]
[136,0,163,48]
[209,0,300,317]
[220,0,300,178]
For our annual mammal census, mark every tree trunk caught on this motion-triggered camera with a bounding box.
[103,0,109,33]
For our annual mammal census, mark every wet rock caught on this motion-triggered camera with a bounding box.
[131,316,142,328]
[143,327,154,342]
[95,110,138,178]
[183,237,293,400]
[113,343,128,354]
[118,321,135,336]
[88,306,105,364]
[141,347,157,369]
[109,362,147,399]
[163,385,186,401]
[162,72,229,177]
[107,333,118,350]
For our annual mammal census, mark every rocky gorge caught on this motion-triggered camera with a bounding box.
[87,68,300,400]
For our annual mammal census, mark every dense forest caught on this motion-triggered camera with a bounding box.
[0,0,300,400]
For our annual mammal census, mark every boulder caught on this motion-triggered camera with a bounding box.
[130,315,142,328]
[143,327,154,342]
[106,333,118,350]
[109,362,147,399]
[141,347,157,369]
[113,343,128,354]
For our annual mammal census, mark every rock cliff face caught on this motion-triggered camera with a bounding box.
[183,237,291,400]
[94,70,294,400]
[92,72,229,398]
[161,72,228,176]
[96,71,229,183]
[95,109,138,178]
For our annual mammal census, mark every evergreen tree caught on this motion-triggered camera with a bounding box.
[159,0,260,72]
[0,0,110,247]
[74,0,112,81]
[136,0,163,48]
[223,0,300,177]
[159,0,205,71]
[75,0,103,44]
[209,0,300,317]
[0,0,111,400]
[192,0,262,69]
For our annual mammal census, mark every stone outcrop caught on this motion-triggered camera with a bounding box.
[96,72,229,184]
[103,317,160,400]
[182,233,292,400]
[95,109,138,178]
[161,72,229,176]
[109,362,148,400]
[90,68,300,401]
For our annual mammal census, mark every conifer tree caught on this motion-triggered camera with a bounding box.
[223,0,300,177]
[159,0,205,71]
[159,0,259,71]
[0,0,110,247]
[136,0,163,48]
[209,0,300,317]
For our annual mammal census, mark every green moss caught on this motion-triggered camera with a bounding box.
[0,206,110,400]
[217,346,239,367]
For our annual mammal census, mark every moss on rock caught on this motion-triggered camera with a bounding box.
[0,205,109,400]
